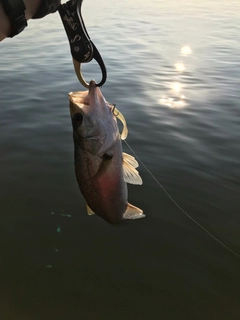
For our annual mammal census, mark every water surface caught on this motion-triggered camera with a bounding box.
[0,0,240,319]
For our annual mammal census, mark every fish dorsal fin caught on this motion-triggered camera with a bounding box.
[123,152,139,168]
[123,153,143,185]
[86,204,95,215]
[112,106,128,140]
[123,203,145,220]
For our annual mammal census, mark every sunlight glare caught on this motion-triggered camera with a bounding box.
[159,95,186,109]
[181,46,192,55]
[173,82,181,92]
[175,63,185,72]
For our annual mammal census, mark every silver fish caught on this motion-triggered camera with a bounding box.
[68,80,145,224]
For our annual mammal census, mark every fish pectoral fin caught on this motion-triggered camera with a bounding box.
[123,203,145,220]
[86,204,95,215]
[123,152,139,168]
[123,153,143,185]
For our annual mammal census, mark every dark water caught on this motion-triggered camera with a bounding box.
[1,0,240,319]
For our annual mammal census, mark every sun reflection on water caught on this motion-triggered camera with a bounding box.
[175,63,185,72]
[158,81,186,108]
[158,45,193,109]
[159,96,186,109]
[181,46,192,55]
[173,82,181,92]
[158,81,186,109]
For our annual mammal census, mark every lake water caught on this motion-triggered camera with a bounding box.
[0,0,240,319]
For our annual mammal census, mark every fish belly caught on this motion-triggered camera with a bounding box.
[75,140,128,224]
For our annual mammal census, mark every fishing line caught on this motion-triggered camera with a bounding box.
[124,140,240,259]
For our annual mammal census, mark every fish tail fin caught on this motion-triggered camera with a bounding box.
[123,203,145,220]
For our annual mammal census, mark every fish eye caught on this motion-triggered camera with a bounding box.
[72,113,83,124]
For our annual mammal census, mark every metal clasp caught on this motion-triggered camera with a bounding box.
[58,0,107,88]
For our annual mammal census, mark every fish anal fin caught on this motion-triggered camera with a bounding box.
[123,203,145,220]
[123,153,143,185]
[87,204,95,215]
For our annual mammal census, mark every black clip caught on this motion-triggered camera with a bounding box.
[58,0,107,88]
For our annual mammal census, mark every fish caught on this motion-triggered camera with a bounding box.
[68,80,145,224]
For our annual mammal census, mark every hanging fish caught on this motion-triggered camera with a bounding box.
[68,80,145,224]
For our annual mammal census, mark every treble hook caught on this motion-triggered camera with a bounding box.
[58,0,107,88]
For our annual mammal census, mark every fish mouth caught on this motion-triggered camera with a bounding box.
[88,79,97,95]
[68,90,88,117]
[68,79,106,118]
[89,79,97,87]
[88,79,103,103]
[68,80,99,118]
